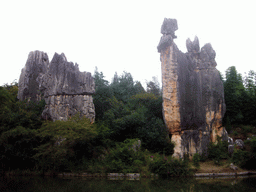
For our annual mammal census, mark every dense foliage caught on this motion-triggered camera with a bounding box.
[223,67,256,128]
[93,68,173,155]
[1,65,256,174]
[231,137,256,169]
[0,69,173,173]
[149,154,191,177]
[207,137,229,165]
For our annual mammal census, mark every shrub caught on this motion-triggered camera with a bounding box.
[232,149,251,168]
[207,137,229,165]
[149,155,191,178]
[105,139,145,173]
[192,153,200,168]
[235,137,256,169]
[233,130,238,136]
[34,115,98,172]
[0,126,40,170]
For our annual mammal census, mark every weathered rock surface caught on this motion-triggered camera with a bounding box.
[40,53,95,97]
[18,51,49,101]
[228,144,234,156]
[230,163,238,170]
[42,94,95,121]
[158,18,227,158]
[18,51,95,122]
[235,139,245,149]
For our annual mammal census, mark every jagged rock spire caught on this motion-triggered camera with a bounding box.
[186,36,200,53]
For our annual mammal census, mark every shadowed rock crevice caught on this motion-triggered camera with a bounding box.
[18,51,95,122]
[158,18,227,158]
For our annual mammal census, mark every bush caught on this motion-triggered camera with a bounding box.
[233,130,238,136]
[192,153,200,168]
[207,137,229,165]
[234,137,256,169]
[105,139,145,173]
[149,155,191,178]
[34,115,98,172]
[0,126,40,170]
[232,149,251,168]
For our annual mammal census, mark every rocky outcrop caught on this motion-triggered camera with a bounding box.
[158,18,227,158]
[18,51,49,101]
[18,51,95,122]
[40,53,94,97]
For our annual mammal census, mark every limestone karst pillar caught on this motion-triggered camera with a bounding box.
[158,18,227,158]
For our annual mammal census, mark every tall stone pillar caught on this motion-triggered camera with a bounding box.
[158,18,227,158]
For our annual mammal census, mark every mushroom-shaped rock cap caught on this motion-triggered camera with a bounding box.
[161,18,178,38]
[186,36,200,53]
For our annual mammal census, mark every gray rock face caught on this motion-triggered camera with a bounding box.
[18,51,95,122]
[42,95,95,122]
[235,139,245,149]
[186,36,200,53]
[161,18,178,38]
[228,137,234,145]
[158,18,227,158]
[157,18,178,53]
[228,144,234,156]
[18,51,49,101]
[230,163,238,170]
[130,140,141,152]
[40,53,95,97]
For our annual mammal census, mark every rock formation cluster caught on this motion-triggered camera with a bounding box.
[158,18,227,158]
[18,51,95,122]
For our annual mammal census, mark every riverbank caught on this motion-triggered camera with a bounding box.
[4,169,256,179]
[5,171,256,178]
[3,160,256,178]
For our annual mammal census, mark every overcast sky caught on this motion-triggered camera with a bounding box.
[1,0,255,87]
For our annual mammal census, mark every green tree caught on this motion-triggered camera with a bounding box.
[34,115,98,172]
[223,66,245,125]
[0,83,45,133]
[0,126,40,170]
[241,70,256,125]
[110,71,142,103]
[102,92,173,154]
[134,81,145,94]
[93,67,113,121]
[244,70,256,96]
[146,76,161,97]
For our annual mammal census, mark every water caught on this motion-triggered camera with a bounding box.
[1,175,256,192]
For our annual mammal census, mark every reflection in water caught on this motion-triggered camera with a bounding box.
[1,175,256,192]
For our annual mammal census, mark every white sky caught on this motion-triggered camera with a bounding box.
[1,0,255,88]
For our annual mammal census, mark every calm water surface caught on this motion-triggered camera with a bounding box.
[1,175,256,192]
